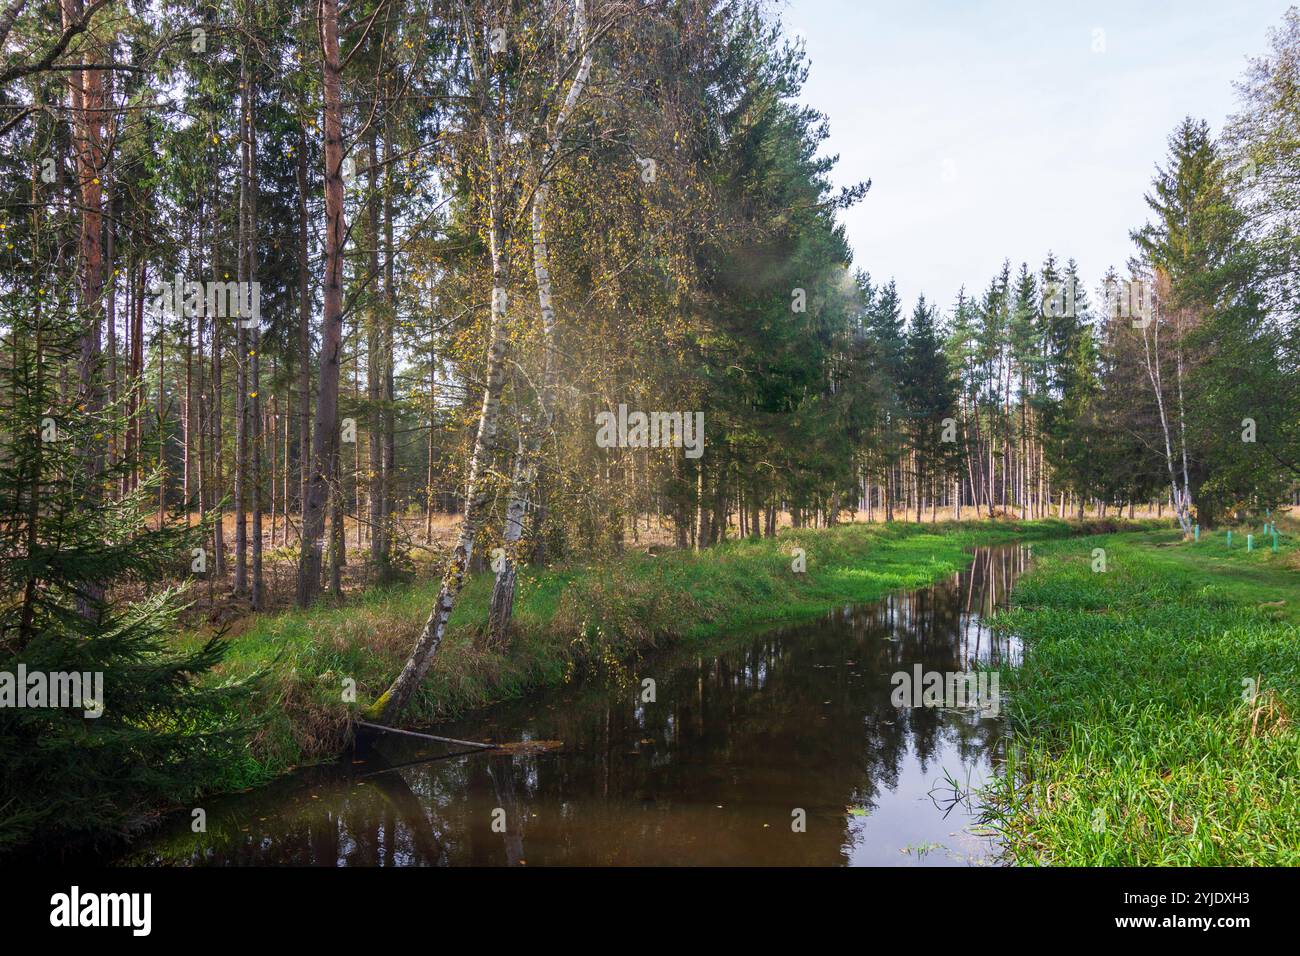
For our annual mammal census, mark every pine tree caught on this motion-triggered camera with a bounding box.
[866,279,906,518]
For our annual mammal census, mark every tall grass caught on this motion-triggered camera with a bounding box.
[984,528,1300,865]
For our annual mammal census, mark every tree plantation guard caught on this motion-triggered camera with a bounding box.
[595,404,705,458]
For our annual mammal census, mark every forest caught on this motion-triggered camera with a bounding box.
[2,0,1299,868]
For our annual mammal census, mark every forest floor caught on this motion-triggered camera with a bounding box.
[162,505,1172,628]
[985,519,1300,865]
[184,515,1162,791]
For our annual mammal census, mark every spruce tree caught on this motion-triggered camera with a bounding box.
[0,288,250,854]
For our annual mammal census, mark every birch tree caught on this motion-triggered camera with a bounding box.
[486,0,597,646]
[368,0,520,720]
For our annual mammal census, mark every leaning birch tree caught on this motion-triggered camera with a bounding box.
[368,0,519,721]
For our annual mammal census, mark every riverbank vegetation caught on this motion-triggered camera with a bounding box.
[988,525,1300,865]
[184,518,1152,793]
[2,0,1299,860]
[2,513,1147,853]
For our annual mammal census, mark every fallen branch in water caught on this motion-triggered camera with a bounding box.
[355,719,498,751]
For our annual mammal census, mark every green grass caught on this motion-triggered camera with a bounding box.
[985,526,1300,865]
[192,517,1157,789]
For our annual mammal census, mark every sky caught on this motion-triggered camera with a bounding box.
[782,0,1293,313]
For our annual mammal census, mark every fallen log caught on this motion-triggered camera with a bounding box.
[355,719,498,751]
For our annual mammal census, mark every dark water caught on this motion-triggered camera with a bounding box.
[123,544,1030,866]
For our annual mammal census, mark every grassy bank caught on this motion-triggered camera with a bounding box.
[198,517,1158,788]
[986,526,1300,865]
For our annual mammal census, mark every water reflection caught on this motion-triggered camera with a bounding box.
[124,544,1029,867]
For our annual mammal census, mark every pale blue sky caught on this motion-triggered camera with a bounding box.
[782,0,1292,312]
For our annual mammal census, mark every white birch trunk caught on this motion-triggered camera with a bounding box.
[372,2,519,720]
[487,0,595,644]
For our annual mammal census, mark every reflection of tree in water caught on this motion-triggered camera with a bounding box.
[136,742,460,865]
[484,756,525,865]
[873,547,1025,774]
[131,544,1032,866]
[365,754,449,865]
[434,544,1025,864]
